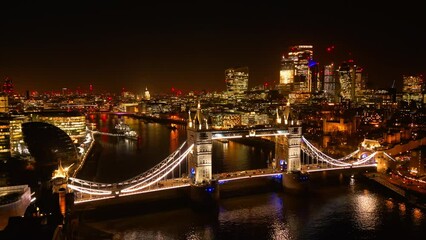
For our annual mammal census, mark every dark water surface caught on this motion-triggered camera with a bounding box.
[82,114,426,240]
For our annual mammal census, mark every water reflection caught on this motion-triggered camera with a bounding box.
[399,202,406,217]
[169,127,179,153]
[385,198,394,211]
[353,189,379,230]
[413,208,424,226]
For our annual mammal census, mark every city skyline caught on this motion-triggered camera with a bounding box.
[0,1,424,94]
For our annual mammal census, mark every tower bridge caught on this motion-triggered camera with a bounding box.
[58,102,389,208]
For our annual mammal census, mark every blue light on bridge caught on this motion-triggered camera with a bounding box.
[361,153,368,159]
[205,187,215,193]
[191,168,195,175]
[274,174,282,179]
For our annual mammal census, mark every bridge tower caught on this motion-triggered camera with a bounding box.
[51,161,74,226]
[187,101,213,184]
[275,102,302,172]
[187,101,219,206]
[279,103,308,190]
[284,118,302,172]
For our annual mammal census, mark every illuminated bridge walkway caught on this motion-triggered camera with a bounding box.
[68,137,395,205]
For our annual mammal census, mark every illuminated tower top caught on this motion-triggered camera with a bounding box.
[188,101,209,130]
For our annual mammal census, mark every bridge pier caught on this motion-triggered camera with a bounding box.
[282,172,310,191]
[189,180,220,207]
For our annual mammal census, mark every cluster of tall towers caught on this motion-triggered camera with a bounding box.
[278,45,367,103]
[223,45,368,104]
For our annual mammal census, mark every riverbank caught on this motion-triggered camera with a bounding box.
[365,172,426,210]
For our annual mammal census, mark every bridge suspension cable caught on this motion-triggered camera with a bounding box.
[301,136,376,167]
[120,144,194,193]
[68,141,192,195]
[302,137,352,167]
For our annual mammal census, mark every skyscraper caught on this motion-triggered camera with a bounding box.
[2,77,13,95]
[278,56,295,93]
[288,45,313,92]
[403,75,424,103]
[225,67,249,98]
[338,60,365,102]
[0,94,8,113]
[323,63,337,102]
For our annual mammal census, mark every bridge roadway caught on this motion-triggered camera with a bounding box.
[73,163,377,205]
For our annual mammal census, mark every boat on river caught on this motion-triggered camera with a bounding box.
[115,120,139,140]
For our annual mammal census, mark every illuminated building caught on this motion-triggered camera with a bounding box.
[0,94,8,113]
[241,112,269,126]
[338,60,365,102]
[409,147,425,176]
[323,118,357,135]
[32,111,86,144]
[9,116,29,156]
[2,77,13,95]
[357,89,395,107]
[0,115,29,158]
[144,87,151,100]
[402,75,424,103]
[225,66,249,98]
[0,122,11,160]
[288,45,313,92]
[338,61,354,100]
[210,112,241,129]
[278,57,295,93]
[355,66,365,98]
[309,60,320,92]
[323,64,337,102]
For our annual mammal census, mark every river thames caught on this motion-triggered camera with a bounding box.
[79,113,426,240]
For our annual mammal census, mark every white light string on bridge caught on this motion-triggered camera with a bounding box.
[301,137,352,166]
[302,137,351,164]
[69,141,188,189]
[67,183,112,195]
[68,143,193,196]
[120,144,194,193]
[302,136,376,167]
[352,151,377,165]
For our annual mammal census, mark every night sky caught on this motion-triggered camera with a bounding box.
[0,1,424,94]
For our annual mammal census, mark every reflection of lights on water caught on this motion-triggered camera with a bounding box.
[353,191,379,230]
[399,203,406,213]
[413,208,424,225]
[385,199,394,210]
[270,220,291,240]
[186,230,202,240]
